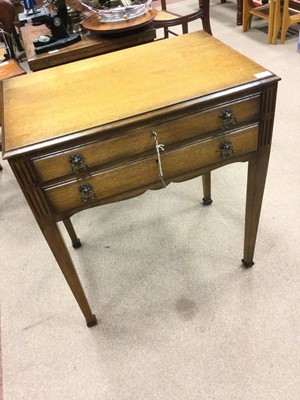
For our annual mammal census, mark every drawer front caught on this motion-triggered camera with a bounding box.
[161,125,259,179]
[33,96,260,182]
[45,157,159,213]
[45,125,258,214]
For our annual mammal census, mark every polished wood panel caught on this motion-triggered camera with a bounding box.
[3,32,267,153]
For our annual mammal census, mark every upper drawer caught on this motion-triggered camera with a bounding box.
[32,95,260,183]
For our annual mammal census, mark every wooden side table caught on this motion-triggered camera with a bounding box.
[2,32,280,326]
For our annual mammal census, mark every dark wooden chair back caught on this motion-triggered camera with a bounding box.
[153,0,212,38]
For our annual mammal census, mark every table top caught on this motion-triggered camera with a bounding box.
[0,60,26,127]
[20,20,156,71]
[3,31,279,157]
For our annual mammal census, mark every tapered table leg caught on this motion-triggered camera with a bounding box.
[9,157,97,327]
[202,172,213,205]
[40,217,97,327]
[242,148,271,267]
[63,218,81,248]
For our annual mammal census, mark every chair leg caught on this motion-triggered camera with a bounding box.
[280,0,290,44]
[3,33,15,59]
[199,0,212,35]
[63,218,81,248]
[242,0,253,31]
[267,0,275,44]
[12,25,23,52]
[243,15,252,31]
[272,0,282,44]
[236,0,243,25]
[202,172,213,205]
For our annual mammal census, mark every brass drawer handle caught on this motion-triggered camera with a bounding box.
[219,140,234,158]
[220,108,237,129]
[78,183,95,202]
[69,153,88,174]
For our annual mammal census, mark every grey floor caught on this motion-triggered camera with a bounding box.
[1,1,300,399]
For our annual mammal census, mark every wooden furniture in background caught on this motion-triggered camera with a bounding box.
[0,59,26,170]
[243,0,300,44]
[219,0,243,25]
[154,0,212,38]
[0,0,23,59]
[20,21,156,71]
[243,0,276,43]
[2,31,280,326]
[82,8,158,33]
[273,0,300,43]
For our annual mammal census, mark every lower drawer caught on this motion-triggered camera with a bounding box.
[161,125,258,179]
[45,125,258,213]
[45,157,159,213]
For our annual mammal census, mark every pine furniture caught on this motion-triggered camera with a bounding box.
[243,0,276,44]
[273,0,300,43]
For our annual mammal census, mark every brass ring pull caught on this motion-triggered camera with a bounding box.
[79,183,95,202]
[69,153,88,174]
[219,108,237,129]
[219,140,234,158]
